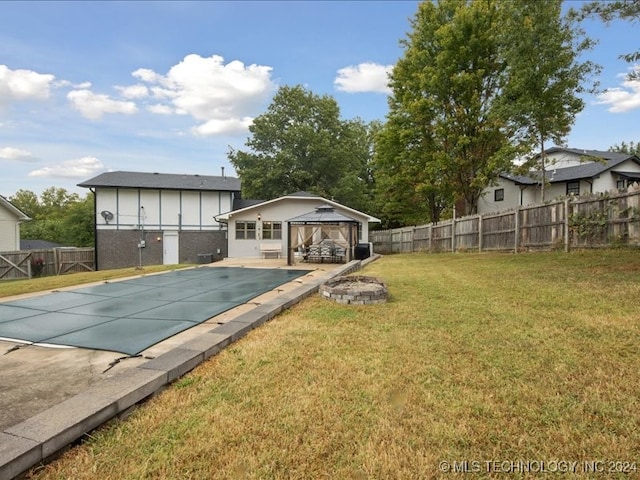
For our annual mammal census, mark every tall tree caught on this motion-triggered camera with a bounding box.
[379,0,514,217]
[572,0,640,79]
[228,85,375,213]
[499,0,599,202]
[10,187,94,247]
[610,140,640,156]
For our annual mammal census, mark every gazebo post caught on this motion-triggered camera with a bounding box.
[287,222,293,266]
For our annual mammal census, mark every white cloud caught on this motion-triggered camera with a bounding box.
[147,103,173,115]
[0,147,35,161]
[67,89,138,120]
[334,62,392,94]
[55,80,92,89]
[0,65,55,105]
[192,116,254,136]
[28,156,106,178]
[128,54,275,135]
[115,84,149,99]
[596,66,640,113]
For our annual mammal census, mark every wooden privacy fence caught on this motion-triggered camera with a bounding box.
[0,248,95,281]
[372,186,640,255]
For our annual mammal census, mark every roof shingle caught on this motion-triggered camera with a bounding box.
[78,171,241,192]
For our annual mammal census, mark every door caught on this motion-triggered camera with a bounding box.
[163,231,179,265]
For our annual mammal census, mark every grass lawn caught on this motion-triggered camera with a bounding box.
[28,251,640,479]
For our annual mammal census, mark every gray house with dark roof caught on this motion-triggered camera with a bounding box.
[78,171,241,270]
[478,148,640,214]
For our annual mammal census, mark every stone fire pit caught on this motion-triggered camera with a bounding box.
[320,275,388,305]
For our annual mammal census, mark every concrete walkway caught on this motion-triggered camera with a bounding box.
[0,257,376,479]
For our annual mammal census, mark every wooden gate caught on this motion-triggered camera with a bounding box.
[0,252,32,280]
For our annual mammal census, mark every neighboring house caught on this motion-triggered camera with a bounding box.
[78,171,241,270]
[215,191,381,265]
[0,195,30,251]
[20,240,67,250]
[478,148,640,214]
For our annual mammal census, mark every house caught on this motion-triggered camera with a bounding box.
[78,171,241,270]
[20,240,67,250]
[478,148,640,214]
[215,191,381,265]
[0,195,30,251]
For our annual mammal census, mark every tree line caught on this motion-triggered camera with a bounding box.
[8,0,639,245]
[230,0,639,228]
[9,188,94,248]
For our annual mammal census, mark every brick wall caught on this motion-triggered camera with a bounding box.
[96,230,228,270]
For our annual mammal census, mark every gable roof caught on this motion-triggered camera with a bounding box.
[216,191,380,223]
[502,148,640,185]
[78,171,241,192]
[0,195,30,221]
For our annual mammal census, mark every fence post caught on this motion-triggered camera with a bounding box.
[428,225,432,253]
[478,214,483,253]
[514,207,520,253]
[451,218,456,252]
[564,197,570,252]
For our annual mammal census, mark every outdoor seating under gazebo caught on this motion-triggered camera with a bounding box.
[286,204,360,266]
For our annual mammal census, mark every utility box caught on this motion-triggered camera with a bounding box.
[354,243,370,260]
[197,253,214,264]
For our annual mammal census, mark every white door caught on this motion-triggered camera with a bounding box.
[163,231,179,264]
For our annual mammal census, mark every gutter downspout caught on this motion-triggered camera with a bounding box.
[91,188,98,271]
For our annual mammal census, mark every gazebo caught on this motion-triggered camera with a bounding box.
[286,204,360,266]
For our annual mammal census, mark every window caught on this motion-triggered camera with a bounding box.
[617,179,626,190]
[494,188,504,202]
[262,221,282,240]
[566,181,580,196]
[236,221,256,240]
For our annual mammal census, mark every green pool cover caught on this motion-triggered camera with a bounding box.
[0,267,310,355]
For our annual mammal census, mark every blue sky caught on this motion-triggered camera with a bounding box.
[0,1,638,198]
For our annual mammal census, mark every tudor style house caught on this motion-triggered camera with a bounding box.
[478,147,640,214]
[0,195,30,251]
[78,171,241,270]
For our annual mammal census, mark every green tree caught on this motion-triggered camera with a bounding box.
[228,85,375,212]
[380,0,514,217]
[572,0,640,79]
[610,141,640,156]
[9,187,94,247]
[374,113,452,227]
[499,0,599,202]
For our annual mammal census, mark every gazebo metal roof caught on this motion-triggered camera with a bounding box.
[286,204,359,224]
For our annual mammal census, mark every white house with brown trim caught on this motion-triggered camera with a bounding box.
[0,195,30,251]
[478,148,640,214]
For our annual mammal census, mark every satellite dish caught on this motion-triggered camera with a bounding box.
[100,210,114,224]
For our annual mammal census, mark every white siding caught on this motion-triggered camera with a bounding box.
[180,191,201,228]
[161,190,181,229]
[478,177,524,214]
[0,205,20,251]
[227,198,373,259]
[95,188,234,232]
[118,190,142,228]
[140,190,161,228]
[546,150,585,169]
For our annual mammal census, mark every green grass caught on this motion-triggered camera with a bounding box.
[28,250,640,479]
[0,264,194,299]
